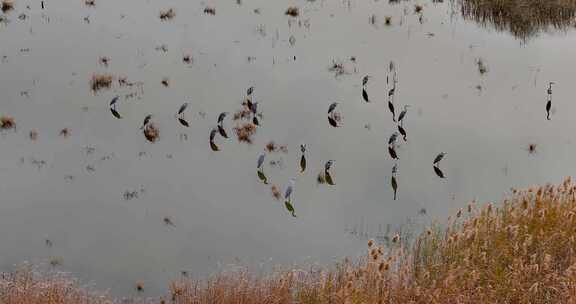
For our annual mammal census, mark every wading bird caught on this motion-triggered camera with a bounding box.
[362,75,370,86]
[325,160,335,172]
[217,112,228,124]
[178,102,189,116]
[433,152,446,165]
[257,153,265,169]
[388,132,398,145]
[328,102,338,114]
[546,99,552,120]
[391,174,398,200]
[284,178,296,201]
[398,105,410,124]
[300,144,306,173]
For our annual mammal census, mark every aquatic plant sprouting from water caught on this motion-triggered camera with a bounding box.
[457,0,576,40]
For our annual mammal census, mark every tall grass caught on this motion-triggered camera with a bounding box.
[4,178,576,303]
[457,0,576,39]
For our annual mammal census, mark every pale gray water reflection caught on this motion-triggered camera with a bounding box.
[1,0,576,295]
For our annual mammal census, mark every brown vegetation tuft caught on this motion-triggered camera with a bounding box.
[457,0,576,40]
[90,74,113,93]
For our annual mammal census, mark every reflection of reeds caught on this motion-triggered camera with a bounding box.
[457,0,576,40]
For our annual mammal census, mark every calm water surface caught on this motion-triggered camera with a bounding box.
[1,0,575,295]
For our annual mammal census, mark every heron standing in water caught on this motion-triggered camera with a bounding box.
[546,82,554,120]
[284,178,296,201]
[257,153,266,170]
[328,102,338,114]
[398,105,410,125]
[433,152,446,165]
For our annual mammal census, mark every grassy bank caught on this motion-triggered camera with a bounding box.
[3,178,576,303]
[457,0,576,39]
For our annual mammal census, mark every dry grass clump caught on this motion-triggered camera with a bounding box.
[6,180,576,303]
[1,0,14,13]
[166,178,576,303]
[90,74,113,93]
[159,8,175,21]
[285,6,299,17]
[143,123,159,143]
[234,122,256,144]
[457,0,576,40]
[204,7,216,15]
[0,115,15,130]
[0,264,113,304]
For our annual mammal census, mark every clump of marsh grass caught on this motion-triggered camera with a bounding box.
[285,6,299,17]
[90,74,113,93]
[159,8,175,21]
[0,115,16,130]
[1,0,14,13]
[0,264,112,304]
[457,0,576,40]
[143,123,159,143]
[204,6,216,15]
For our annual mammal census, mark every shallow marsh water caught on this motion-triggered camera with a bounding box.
[1,0,576,295]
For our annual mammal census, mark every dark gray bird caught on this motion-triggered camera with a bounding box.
[217,112,228,124]
[110,96,119,107]
[257,153,265,169]
[210,128,218,142]
[362,75,370,86]
[546,99,552,120]
[388,86,396,97]
[388,132,398,145]
[178,102,189,115]
[433,152,446,165]
[140,115,152,129]
[325,160,335,172]
[398,105,410,123]
[328,102,338,114]
[284,178,296,200]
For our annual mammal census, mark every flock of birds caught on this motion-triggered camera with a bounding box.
[104,56,558,217]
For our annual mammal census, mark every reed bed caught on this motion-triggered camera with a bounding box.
[457,0,576,39]
[4,178,576,303]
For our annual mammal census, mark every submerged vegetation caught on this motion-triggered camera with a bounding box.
[457,0,576,39]
[5,179,576,302]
